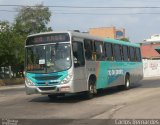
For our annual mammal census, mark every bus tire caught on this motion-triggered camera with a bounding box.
[86,78,96,99]
[124,74,130,90]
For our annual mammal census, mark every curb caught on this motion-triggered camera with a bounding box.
[0,84,24,91]
[143,77,160,80]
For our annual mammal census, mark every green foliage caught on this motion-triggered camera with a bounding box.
[120,38,130,42]
[0,4,52,67]
[0,21,24,66]
[14,4,52,35]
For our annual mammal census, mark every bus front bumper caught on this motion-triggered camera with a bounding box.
[25,84,73,95]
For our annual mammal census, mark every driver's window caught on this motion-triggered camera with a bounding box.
[72,42,85,67]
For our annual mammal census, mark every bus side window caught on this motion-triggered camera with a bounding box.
[114,44,122,61]
[94,41,104,61]
[135,48,142,62]
[84,39,94,60]
[120,45,123,61]
[104,43,113,61]
[72,42,85,67]
[122,45,129,61]
[129,47,135,62]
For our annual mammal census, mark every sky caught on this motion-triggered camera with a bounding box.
[0,0,160,43]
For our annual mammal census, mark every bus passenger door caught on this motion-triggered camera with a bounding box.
[72,40,86,92]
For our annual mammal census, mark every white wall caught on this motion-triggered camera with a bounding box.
[143,59,160,77]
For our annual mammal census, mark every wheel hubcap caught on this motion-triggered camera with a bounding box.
[89,85,94,94]
[126,79,130,87]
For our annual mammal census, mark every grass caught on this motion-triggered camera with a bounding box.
[0,78,24,86]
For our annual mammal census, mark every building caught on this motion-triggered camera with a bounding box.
[88,27,125,39]
[141,34,160,59]
[140,34,160,77]
[144,34,160,42]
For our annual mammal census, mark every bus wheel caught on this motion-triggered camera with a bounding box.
[124,74,130,89]
[86,79,96,99]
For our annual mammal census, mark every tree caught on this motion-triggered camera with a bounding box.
[14,4,52,35]
[0,4,53,76]
[120,38,130,42]
[0,21,10,32]
[0,21,24,66]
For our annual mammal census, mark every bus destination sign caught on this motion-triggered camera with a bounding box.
[26,33,70,45]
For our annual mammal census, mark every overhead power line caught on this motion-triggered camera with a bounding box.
[1,5,160,16]
[46,6,160,9]
[1,5,160,9]
[55,12,160,15]
[1,9,160,15]
[0,9,18,12]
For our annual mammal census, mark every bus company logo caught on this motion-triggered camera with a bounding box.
[45,82,49,86]
[108,69,124,76]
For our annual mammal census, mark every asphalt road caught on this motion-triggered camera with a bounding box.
[0,77,160,122]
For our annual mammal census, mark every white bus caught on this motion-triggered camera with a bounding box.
[25,31,143,99]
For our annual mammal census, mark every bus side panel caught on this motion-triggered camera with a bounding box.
[129,62,143,84]
[96,61,143,89]
[72,67,87,93]
[95,61,108,89]
[96,61,124,89]
[122,62,143,85]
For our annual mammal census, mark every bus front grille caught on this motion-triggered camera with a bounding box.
[37,82,58,86]
[33,75,61,81]
[38,87,56,91]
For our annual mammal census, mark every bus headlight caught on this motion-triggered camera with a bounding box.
[61,74,73,84]
[25,78,34,86]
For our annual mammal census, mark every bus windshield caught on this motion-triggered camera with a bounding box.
[26,43,71,73]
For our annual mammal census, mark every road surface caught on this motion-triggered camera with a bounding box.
[0,77,160,122]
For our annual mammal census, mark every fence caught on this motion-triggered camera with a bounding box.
[143,59,160,77]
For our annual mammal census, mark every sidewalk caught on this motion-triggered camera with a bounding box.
[143,76,160,80]
[0,84,24,91]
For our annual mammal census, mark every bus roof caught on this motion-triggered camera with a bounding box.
[104,38,140,47]
[27,31,140,48]
[70,31,140,48]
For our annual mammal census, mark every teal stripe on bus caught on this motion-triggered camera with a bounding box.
[104,38,140,47]
[96,61,142,89]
